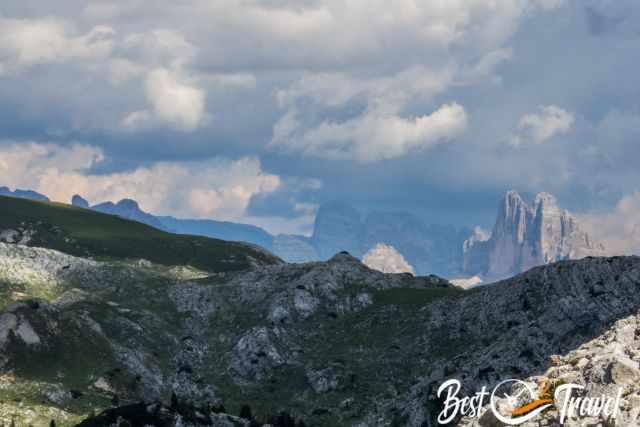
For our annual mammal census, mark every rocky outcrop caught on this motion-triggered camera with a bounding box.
[459,308,640,426]
[463,191,605,280]
[2,234,640,426]
[362,243,415,275]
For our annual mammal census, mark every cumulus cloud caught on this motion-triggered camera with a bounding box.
[271,66,467,162]
[272,102,467,163]
[275,67,455,109]
[0,17,115,71]
[511,105,575,145]
[195,0,566,69]
[123,68,206,131]
[0,142,280,223]
[0,0,568,145]
[6,0,624,227]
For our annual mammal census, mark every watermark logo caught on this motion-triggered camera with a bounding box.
[437,378,623,425]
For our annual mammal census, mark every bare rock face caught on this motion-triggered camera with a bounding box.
[458,307,640,427]
[463,191,605,280]
[5,231,640,427]
[362,243,415,275]
[230,327,285,382]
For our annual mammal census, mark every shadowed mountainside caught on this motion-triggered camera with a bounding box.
[0,195,281,273]
[0,226,639,426]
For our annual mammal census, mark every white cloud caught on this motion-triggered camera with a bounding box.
[0,142,280,224]
[511,105,575,145]
[0,17,115,70]
[276,66,455,109]
[123,68,207,131]
[271,65,467,162]
[530,0,566,11]
[271,102,467,163]
[121,29,196,70]
[198,0,565,68]
[0,0,568,141]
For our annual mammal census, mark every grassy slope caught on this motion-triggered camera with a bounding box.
[0,196,280,273]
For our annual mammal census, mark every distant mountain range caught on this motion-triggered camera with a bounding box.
[68,193,469,277]
[1,186,605,279]
[0,186,49,202]
[69,194,275,251]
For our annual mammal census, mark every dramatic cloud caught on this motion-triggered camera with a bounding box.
[271,102,467,163]
[2,0,640,241]
[511,105,575,145]
[0,17,114,71]
[0,142,280,224]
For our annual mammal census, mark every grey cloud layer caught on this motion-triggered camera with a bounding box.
[1,0,640,239]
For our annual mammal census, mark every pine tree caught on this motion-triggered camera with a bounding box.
[171,392,179,410]
[239,404,253,420]
[270,411,295,427]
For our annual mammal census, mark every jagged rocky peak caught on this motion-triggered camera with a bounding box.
[362,243,416,275]
[494,189,531,243]
[71,194,89,209]
[327,250,361,264]
[463,190,605,280]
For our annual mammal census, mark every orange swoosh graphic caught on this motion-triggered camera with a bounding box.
[511,399,554,417]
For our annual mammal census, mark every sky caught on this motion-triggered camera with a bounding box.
[0,0,640,251]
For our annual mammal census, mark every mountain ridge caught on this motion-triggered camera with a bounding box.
[4,186,606,280]
[0,234,638,426]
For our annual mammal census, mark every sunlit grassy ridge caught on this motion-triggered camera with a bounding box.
[0,196,281,273]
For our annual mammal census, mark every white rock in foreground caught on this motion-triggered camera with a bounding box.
[362,243,415,275]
